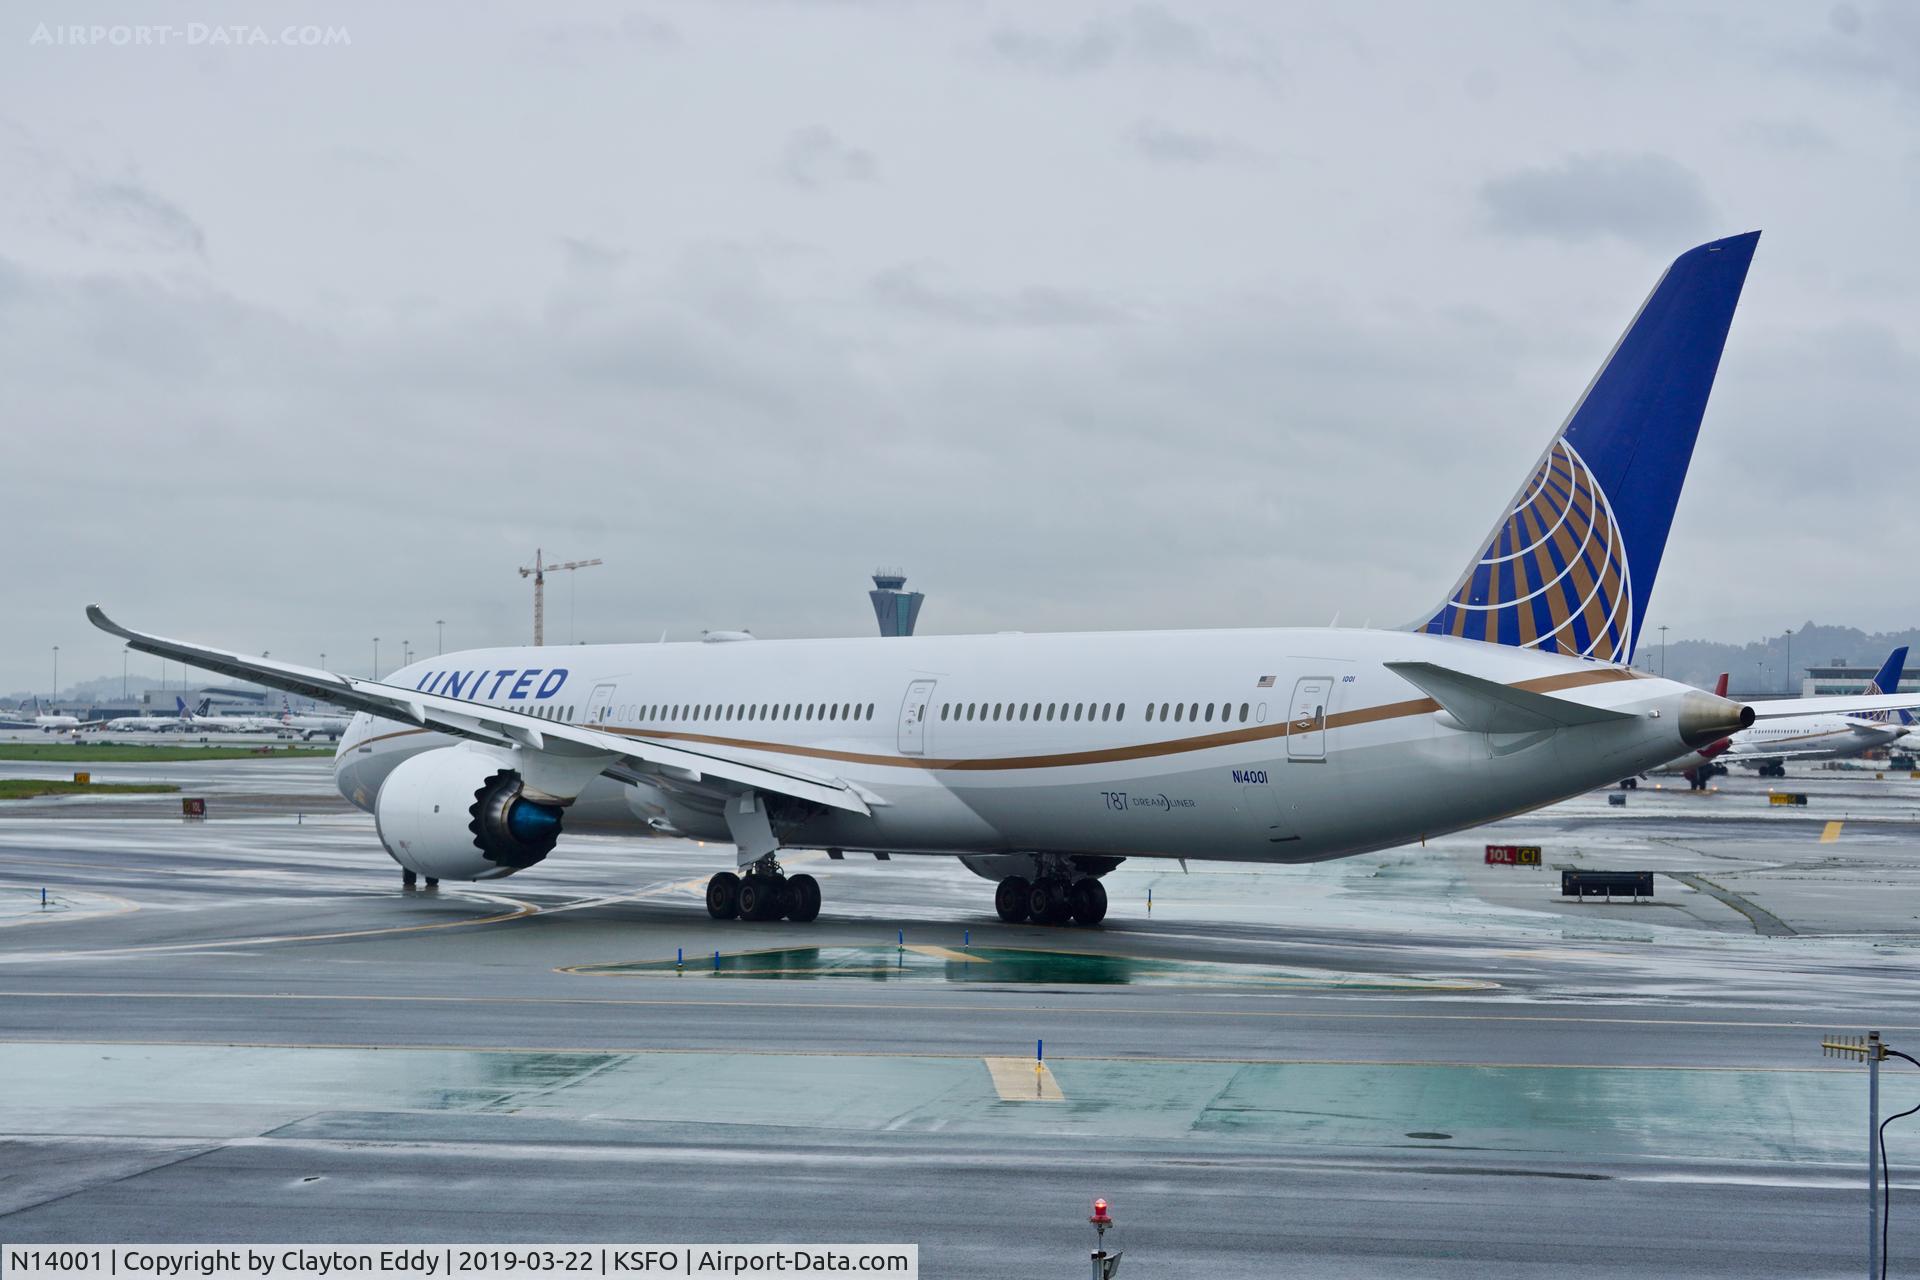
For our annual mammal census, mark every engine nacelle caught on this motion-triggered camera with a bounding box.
[374,747,565,881]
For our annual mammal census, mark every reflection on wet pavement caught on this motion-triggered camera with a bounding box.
[563,944,1495,990]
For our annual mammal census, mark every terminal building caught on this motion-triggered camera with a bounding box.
[869,569,924,638]
[1801,658,1920,698]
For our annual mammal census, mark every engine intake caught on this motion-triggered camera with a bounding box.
[375,747,565,881]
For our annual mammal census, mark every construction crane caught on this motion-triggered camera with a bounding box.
[518,548,602,646]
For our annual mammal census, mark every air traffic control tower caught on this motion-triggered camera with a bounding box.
[869,569,924,637]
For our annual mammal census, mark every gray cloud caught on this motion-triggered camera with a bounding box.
[559,235,628,277]
[1478,152,1716,247]
[989,4,1276,83]
[526,11,678,56]
[1778,1,1920,93]
[1726,118,1838,155]
[870,266,1125,328]
[69,177,206,257]
[781,126,877,189]
[1128,118,1257,166]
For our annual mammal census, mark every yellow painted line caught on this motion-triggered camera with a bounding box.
[905,944,987,964]
[1821,821,1844,844]
[985,1056,1065,1100]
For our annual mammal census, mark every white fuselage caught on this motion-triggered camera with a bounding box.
[283,711,350,739]
[334,627,1720,868]
[1723,714,1906,767]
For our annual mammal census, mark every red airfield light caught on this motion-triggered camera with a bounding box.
[1091,1197,1112,1225]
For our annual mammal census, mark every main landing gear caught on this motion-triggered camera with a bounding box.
[1758,763,1787,778]
[706,861,821,923]
[993,874,1107,927]
[400,869,439,889]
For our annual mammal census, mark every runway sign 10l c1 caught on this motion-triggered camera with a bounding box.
[1485,844,1541,866]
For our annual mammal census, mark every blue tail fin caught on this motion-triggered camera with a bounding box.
[175,696,189,716]
[1417,232,1759,663]
[1858,646,1911,724]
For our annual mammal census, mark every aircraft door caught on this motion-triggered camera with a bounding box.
[897,679,937,755]
[585,682,618,725]
[1286,677,1333,761]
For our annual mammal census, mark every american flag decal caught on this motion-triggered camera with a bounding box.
[1256,675,1275,688]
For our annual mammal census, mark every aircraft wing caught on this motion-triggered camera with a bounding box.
[1746,694,1920,720]
[87,606,870,816]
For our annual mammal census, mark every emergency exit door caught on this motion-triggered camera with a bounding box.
[897,680,937,755]
[1286,676,1332,761]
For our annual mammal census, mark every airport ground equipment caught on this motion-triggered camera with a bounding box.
[1821,1032,1920,1279]
[518,548,602,646]
[1087,1197,1120,1280]
[1561,870,1652,899]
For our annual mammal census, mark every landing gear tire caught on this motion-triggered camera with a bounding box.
[995,876,1031,923]
[1069,877,1108,926]
[402,868,417,889]
[706,871,741,920]
[738,872,784,922]
[786,873,822,923]
[1028,877,1072,925]
[1619,778,1638,790]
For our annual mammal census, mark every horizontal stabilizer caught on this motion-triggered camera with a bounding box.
[1386,661,1637,734]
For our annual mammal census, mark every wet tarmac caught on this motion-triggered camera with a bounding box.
[1,753,1918,1277]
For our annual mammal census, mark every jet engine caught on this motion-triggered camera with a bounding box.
[374,746,564,880]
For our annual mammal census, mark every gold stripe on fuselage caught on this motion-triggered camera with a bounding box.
[342,667,1641,774]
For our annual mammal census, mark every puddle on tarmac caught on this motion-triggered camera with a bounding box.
[563,945,1492,991]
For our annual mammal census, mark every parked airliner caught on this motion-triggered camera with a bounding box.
[1723,647,1909,777]
[86,231,1920,926]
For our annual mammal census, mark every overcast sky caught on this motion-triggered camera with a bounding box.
[4,1,1917,694]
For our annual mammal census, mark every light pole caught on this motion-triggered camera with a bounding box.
[1658,625,1668,678]
[1784,628,1794,695]
[122,649,128,699]
[372,638,380,680]
[403,640,412,668]
[436,619,445,656]
[320,651,327,673]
